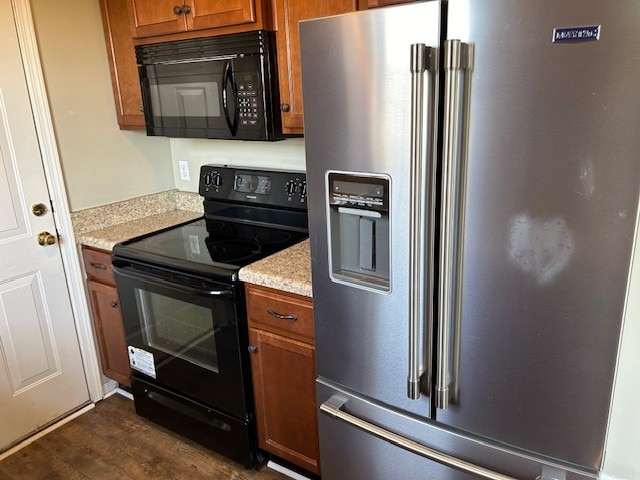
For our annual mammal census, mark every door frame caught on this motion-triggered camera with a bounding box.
[10,0,103,402]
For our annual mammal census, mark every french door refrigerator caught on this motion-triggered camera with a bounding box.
[299,1,640,479]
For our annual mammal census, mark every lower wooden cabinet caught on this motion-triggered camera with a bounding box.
[246,284,320,474]
[82,246,131,387]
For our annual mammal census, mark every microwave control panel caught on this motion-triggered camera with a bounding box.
[237,72,260,128]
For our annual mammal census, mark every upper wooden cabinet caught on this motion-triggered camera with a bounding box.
[358,0,416,8]
[129,0,271,39]
[99,0,145,130]
[273,0,357,135]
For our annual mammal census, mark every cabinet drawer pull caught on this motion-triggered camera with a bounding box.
[266,308,298,322]
[90,261,107,270]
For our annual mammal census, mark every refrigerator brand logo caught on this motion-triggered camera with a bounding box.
[552,25,601,43]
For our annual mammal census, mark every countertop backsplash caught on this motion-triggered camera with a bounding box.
[72,189,202,235]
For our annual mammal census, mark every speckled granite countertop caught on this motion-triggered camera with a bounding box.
[73,190,202,251]
[73,189,313,296]
[239,239,313,298]
[76,210,202,251]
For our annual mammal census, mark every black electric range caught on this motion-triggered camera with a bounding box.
[111,165,307,468]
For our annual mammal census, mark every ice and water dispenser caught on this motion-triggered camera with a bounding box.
[326,171,390,292]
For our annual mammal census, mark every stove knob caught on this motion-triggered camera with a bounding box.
[301,181,307,197]
[212,172,223,187]
[285,180,296,195]
[203,173,212,186]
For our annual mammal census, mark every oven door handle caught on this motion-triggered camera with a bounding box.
[112,265,233,297]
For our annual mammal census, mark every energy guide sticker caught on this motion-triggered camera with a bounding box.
[128,346,157,378]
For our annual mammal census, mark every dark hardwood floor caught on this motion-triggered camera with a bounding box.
[0,393,289,480]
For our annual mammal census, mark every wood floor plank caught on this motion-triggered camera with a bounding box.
[0,394,289,480]
[35,425,134,480]
[41,421,167,480]
[0,469,13,480]
[0,443,90,480]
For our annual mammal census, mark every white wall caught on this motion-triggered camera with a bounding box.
[602,206,640,479]
[170,137,306,192]
[30,0,174,212]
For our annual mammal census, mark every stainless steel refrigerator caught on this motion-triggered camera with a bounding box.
[299,1,640,479]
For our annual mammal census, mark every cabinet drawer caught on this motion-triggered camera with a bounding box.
[82,246,116,286]
[246,285,314,340]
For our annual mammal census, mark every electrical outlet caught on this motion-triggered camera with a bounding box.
[178,161,190,181]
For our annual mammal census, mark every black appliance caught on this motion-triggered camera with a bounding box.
[112,166,308,467]
[136,30,282,141]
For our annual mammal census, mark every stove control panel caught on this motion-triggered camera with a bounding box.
[199,165,307,210]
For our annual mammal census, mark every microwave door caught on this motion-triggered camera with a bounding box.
[142,61,231,138]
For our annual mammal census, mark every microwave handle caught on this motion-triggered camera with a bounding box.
[222,60,238,136]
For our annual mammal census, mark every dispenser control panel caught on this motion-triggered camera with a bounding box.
[328,173,389,212]
[326,171,390,293]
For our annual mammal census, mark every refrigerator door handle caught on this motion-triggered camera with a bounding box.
[436,39,472,409]
[320,397,518,480]
[408,43,434,400]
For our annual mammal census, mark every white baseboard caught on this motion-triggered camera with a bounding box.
[267,460,313,480]
[115,387,133,400]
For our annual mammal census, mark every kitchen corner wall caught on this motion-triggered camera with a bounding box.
[30,0,174,212]
[170,137,306,192]
[29,0,306,211]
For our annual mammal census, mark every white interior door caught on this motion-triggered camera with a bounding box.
[0,0,89,450]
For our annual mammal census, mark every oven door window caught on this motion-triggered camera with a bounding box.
[136,288,223,373]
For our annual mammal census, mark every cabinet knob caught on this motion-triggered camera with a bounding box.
[139,104,144,112]
[174,4,191,15]
[110,301,119,308]
[248,345,257,354]
[280,103,290,112]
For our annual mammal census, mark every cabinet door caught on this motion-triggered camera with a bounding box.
[87,280,131,387]
[100,0,145,129]
[249,328,320,474]
[357,0,416,8]
[129,0,187,37]
[187,0,257,31]
[273,0,356,134]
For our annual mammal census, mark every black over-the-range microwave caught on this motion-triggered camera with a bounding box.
[135,30,282,141]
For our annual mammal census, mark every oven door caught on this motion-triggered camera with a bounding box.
[112,265,250,419]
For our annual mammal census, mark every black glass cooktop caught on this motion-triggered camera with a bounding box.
[113,217,307,281]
